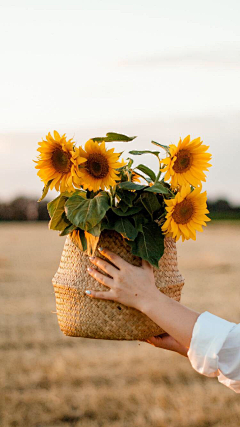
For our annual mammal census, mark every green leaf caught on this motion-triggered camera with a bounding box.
[128,222,164,267]
[70,229,87,251]
[65,191,110,231]
[86,223,101,237]
[79,230,88,251]
[117,200,129,213]
[151,141,170,153]
[131,213,149,232]
[129,150,160,157]
[118,182,147,191]
[126,157,134,168]
[47,195,61,218]
[38,180,53,202]
[100,218,114,231]
[59,224,76,236]
[48,195,71,231]
[112,206,142,217]
[47,191,77,218]
[140,193,161,219]
[116,188,137,206]
[144,183,170,194]
[92,132,137,143]
[114,218,138,240]
[100,212,137,240]
[135,164,156,182]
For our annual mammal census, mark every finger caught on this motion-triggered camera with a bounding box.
[147,337,167,350]
[147,334,177,350]
[146,337,162,345]
[89,256,118,278]
[142,259,153,270]
[85,289,116,301]
[146,334,168,345]
[144,338,157,347]
[87,267,113,288]
[147,333,169,343]
[98,247,128,270]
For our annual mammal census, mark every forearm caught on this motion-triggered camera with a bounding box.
[140,289,200,349]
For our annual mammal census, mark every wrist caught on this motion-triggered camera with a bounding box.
[138,287,163,315]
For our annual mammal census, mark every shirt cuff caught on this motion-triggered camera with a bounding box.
[187,311,236,377]
[218,373,240,393]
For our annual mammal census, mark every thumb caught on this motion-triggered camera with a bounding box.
[142,259,153,270]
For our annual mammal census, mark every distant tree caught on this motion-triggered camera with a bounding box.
[0,197,49,221]
[0,203,12,220]
[38,201,50,221]
[208,199,240,220]
[10,197,38,220]
[0,196,239,221]
[208,199,231,212]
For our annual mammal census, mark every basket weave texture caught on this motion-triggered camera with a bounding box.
[52,230,184,341]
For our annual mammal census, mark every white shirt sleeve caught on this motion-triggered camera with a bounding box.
[187,311,240,393]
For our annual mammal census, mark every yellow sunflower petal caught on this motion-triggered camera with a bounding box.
[161,135,212,188]
[53,130,61,141]
[34,131,82,192]
[162,184,210,242]
[76,139,124,192]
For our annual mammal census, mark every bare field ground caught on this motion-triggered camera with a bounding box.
[0,222,240,427]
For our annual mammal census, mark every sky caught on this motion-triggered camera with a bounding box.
[0,0,240,203]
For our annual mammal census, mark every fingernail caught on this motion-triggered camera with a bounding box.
[87,267,93,272]
[89,256,95,261]
[85,290,91,295]
[98,247,103,252]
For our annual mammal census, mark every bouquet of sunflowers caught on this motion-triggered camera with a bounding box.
[35,131,211,266]
[34,131,211,340]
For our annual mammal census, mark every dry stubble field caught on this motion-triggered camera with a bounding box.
[0,222,240,427]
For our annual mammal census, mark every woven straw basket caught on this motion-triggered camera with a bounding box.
[52,230,184,341]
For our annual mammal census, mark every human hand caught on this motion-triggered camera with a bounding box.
[85,247,159,312]
[144,333,188,357]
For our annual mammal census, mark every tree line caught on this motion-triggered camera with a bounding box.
[0,197,239,221]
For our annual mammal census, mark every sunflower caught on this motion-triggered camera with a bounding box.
[75,139,124,192]
[131,172,141,183]
[162,185,210,242]
[161,135,212,188]
[34,131,86,192]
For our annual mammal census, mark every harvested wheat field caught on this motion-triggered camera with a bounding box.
[0,222,240,427]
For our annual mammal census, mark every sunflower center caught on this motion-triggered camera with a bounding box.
[173,149,193,173]
[172,199,194,224]
[86,153,109,178]
[51,148,71,173]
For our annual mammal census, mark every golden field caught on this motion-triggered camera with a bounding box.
[0,222,240,427]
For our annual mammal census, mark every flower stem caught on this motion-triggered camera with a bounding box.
[154,159,162,183]
[110,186,115,207]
